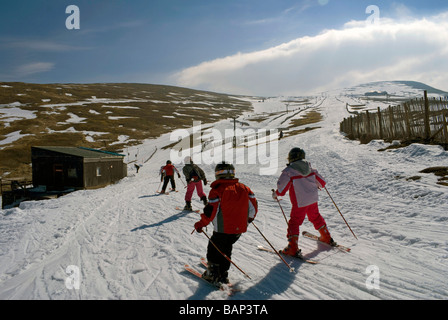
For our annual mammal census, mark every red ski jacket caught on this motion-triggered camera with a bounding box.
[199,179,258,234]
[160,164,179,176]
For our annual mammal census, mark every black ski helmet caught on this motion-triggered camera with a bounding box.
[166,160,172,165]
[215,161,235,179]
[288,147,306,163]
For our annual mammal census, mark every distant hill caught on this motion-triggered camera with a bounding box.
[0,82,252,180]
[361,80,448,96]
[391,81,448,95]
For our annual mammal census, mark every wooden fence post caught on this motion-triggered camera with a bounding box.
[424,90,431,140]
[403,102,412,139]
[377,107,383,139]
[443,111,448,144]
[389,106,395,139]
[400,105,405,139]
[366,110,371,137]
[356,116,360,139]
[349,116,354,137]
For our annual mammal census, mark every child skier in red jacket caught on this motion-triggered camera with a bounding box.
[160,160,180,193]
[194,162,258,284]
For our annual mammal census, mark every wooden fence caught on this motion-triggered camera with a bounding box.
[340,91,448,147]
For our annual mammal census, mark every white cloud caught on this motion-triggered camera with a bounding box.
[173,11,448,96]
[15,62,55,76]
[0,38,90,52]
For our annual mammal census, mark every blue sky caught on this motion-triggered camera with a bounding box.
[1,0,448,95]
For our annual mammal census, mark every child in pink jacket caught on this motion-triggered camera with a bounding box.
[273,147,334,256]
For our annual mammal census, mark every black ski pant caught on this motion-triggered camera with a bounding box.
[162,175,176,191]
[206,232,241,273]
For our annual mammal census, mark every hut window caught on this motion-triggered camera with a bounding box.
[96,166,101,177]
[68,168,77,178]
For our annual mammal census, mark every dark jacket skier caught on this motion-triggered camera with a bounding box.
[182,156,208,211]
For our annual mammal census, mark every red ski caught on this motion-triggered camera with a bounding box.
[302,231,351,253]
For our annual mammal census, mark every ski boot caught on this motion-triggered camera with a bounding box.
[218,270,229,284]
[202,262,222,284]
[318,225,336,246]
[200,196,208,206]
[280,235,300,256]
[183,201,192,211]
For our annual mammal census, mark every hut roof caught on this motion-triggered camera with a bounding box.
[32,146,125,159]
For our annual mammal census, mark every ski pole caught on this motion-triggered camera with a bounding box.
[272,189,289,225]
[251,222,295,273]
[179,175,186,188]
[202,231,251,280]
[157,179,162,192]
[325,187,358,240]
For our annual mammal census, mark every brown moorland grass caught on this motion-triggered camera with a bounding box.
[0,82,252,180]
[284,110,323,137]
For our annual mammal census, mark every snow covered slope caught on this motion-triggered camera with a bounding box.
[1,83,447,301]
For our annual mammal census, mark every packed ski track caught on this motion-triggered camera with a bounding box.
[1,83,448,300]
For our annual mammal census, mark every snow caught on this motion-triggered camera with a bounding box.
[0,83,447,301]
[110,135,134,146]
[101,105,140,109]
[0,102,37,125]
[45,127,108,142]
[0,130,32,149]
[108,116,137,120]
[64,112,87,124]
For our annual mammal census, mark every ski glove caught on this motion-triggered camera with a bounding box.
[194,220,207,233]
[272,190,278,200]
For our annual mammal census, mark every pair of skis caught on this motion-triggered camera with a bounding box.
[156,188,179,195]
[302,231,351,253]
[257,245,318,264]
[257,231,351,264]
[184,258,236,296]
[175,206,200,213]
